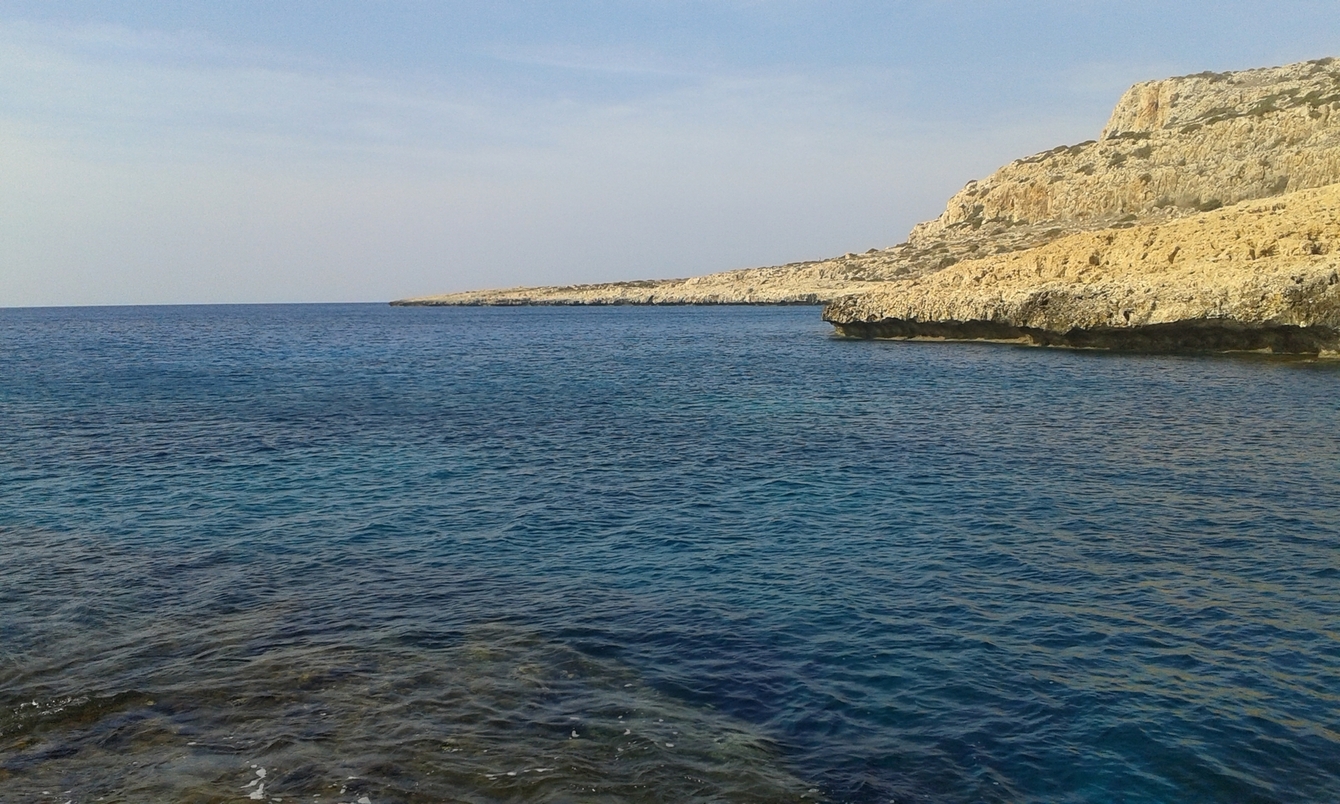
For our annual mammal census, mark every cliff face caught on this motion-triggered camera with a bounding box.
[898,59,1340,276]
[813,57,1340,355]
[823,184,1340,354]
[399,57,1340,352]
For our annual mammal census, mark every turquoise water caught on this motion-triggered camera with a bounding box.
[1,304,1337,803]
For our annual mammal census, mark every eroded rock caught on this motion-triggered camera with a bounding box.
[823,184,1340,354]
[396,56,1340,353]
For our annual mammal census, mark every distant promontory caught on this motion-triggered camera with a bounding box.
[394,57,1340,355]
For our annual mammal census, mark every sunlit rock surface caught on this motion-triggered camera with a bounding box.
[823,184,1340,354]
[398,57,1340,352]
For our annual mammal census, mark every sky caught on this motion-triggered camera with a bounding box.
[3,2,1339,306]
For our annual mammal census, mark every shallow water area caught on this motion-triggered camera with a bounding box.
[1,304,1338,803]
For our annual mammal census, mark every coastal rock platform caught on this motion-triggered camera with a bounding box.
[824,183,1340,355]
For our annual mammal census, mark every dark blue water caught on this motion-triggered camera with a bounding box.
[1,304,1338,804]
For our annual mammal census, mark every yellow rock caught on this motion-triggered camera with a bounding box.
[824,185,1340,353]
[397,56,1340,353]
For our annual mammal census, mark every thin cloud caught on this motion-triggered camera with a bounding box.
[0,14,1118,306]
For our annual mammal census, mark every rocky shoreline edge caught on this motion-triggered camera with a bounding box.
[389,297,827,307]
[826,319,1339,355]
[395,57,1340,356]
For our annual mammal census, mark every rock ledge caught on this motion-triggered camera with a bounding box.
[824,184,1340,354]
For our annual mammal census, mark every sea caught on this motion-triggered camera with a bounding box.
[1,303,1338,804]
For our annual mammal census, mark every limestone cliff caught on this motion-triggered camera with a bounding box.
[823,184,1340,354]
[398,57,1340,353]
[905,58,1340,267]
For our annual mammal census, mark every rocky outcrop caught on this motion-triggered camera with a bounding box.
[398,57,1340,352]
[390,261,881,306]
[904,58,1340,267]
[824,184,1340,354]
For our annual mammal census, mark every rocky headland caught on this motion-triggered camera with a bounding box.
[395,57,1340,354]
[825,184,1340,352]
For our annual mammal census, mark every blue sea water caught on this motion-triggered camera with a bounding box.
[1,303,1338,803]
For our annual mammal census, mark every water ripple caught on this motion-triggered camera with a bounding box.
[1,304,1337,802]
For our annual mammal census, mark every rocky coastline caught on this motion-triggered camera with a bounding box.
[824,183,1340,354]
[395,57,1340,355]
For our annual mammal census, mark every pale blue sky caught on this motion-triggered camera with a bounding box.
[3,2,1338,305]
